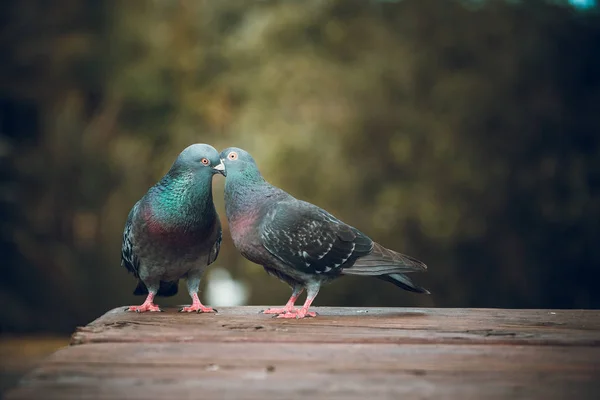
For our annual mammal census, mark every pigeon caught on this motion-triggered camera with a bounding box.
[220,147,429,319]
[121,143,226,313]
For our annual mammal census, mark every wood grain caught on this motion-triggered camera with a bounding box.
[6,307,600,400]
[72,307,600,347]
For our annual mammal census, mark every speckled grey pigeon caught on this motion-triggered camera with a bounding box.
[220,147,429,319]
[121,144,226,313]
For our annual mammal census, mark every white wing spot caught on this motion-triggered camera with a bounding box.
[338,243,355,266]
[316,243,333,260]
[302,251,309,259]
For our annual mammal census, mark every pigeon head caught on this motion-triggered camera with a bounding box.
[220,147,268,218]
[171,143,225,177]
[150,143,223,228]
[219,147,262,179]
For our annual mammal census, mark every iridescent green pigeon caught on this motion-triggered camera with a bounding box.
[121,144,226,313]
[220,147,429,319]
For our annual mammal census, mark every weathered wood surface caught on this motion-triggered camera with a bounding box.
[6,307,600,399]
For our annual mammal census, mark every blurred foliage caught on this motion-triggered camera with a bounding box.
[0,0,599,333]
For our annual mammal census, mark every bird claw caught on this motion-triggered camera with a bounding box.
[128,304,162,313]
[179,305,217,313]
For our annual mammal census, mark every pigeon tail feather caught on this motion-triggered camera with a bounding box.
[377,273,430,294]
[343,242,427,275]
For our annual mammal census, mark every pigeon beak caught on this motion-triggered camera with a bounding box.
[213,161,226,176]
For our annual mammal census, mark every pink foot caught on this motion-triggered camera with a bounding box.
[262,307,298,315]
[128,303,161,313]
[179,304,217,313]
[180,293,217,313]
[276,310,317,319]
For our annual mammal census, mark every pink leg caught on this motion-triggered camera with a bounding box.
[180,293,216,313]
[277,285,319,319]
[128,292,161,313]
[263,286,303,314]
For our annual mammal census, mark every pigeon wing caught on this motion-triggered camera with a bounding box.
[259,201,372,275]
[121,201,141,277]
[208,226,222,265]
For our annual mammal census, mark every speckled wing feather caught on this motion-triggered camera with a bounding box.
[121,201,140,278]
[259,200,373,275]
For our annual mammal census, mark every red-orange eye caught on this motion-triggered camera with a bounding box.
[201,158,210,165]
[228,152,238,160]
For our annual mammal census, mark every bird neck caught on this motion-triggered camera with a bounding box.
[224,170,272,222]
[148,171,216,231]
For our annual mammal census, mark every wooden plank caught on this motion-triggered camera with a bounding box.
[6,342,600,400]
[71,306,600,347]
[6,307,600,400]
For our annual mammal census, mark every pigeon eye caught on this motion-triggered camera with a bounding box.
[201,158,210,165]
[228,152,238,160]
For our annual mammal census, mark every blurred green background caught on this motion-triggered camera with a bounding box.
[1,0,600,338]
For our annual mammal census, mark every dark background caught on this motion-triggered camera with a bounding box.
[1,0,599,335]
